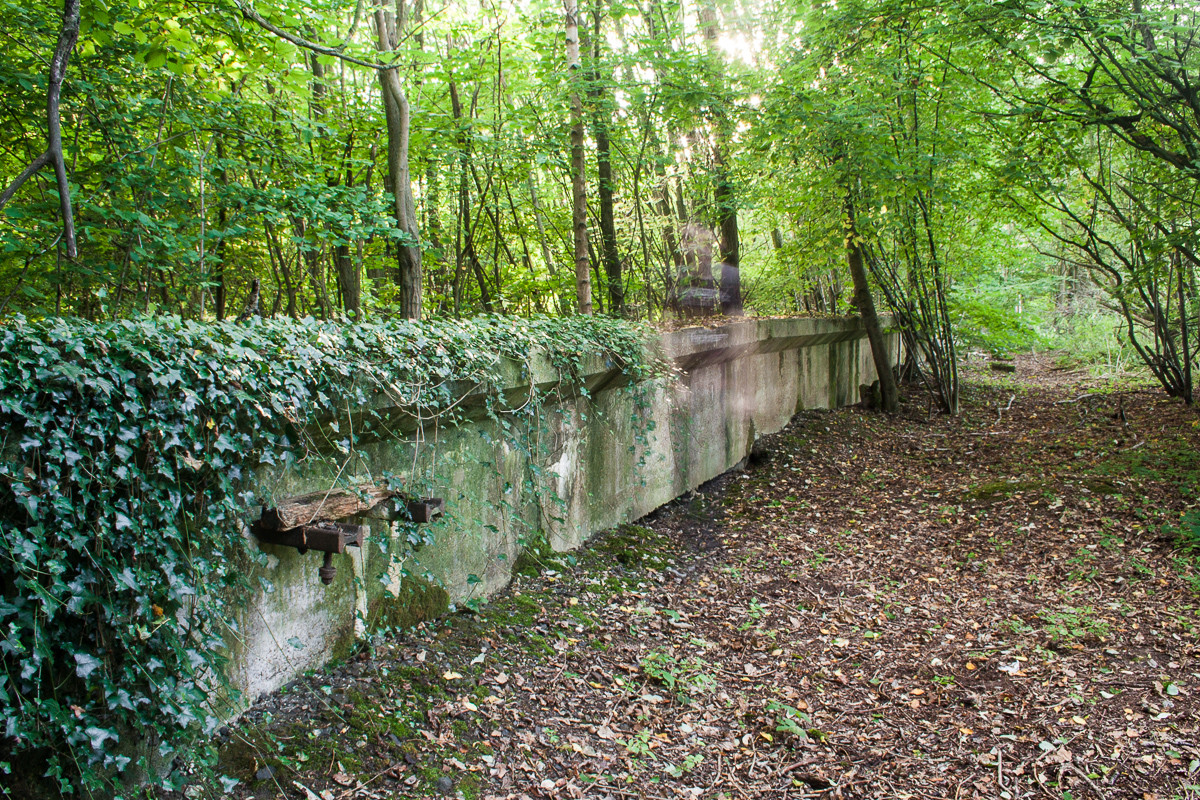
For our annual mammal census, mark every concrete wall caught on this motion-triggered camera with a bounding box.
[225,317,896,705]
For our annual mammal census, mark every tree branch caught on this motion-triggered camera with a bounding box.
[47,0,79,257]
[235,1,399,71]
[0,0,80,257]
[0,150,52,209]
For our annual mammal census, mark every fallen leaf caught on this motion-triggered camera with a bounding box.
[292,781,320,800]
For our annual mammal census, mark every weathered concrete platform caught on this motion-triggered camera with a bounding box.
[224,316,897,706]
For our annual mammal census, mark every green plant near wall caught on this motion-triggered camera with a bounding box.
[0,313,667,796]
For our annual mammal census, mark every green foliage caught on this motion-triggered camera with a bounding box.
[639,649,716,704]
[765,700,811,741]
[949,289,1045,355]
[1046,307,1141,376]
[1037,606,1111,645]
[663,753,703,778]
[617,728,656,759]
[1167,511,1200,553]
[0,312,664,794]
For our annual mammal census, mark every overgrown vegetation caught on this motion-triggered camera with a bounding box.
[1,0,1197,408]
[3,0,1200,792]
[0,313,665,795]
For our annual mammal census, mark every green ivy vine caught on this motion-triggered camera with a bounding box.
[0,313,666,796]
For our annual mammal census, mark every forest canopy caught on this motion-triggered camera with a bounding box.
[2,1,1199,793]
[1,0,1197,402]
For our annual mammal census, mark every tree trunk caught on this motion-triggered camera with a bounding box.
[449,79,493,313]
[845,195,899,414]
[335,243,359,316]
[715,151,742,316]
[528,173,557,278]
[587,11,623,315]
[699,0,740,316]
[214,138,228,320]
[0,0,80,257]
[564,0,592,315]
[375,5,422,319]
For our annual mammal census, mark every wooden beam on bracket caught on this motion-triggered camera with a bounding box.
[258,484,397,531]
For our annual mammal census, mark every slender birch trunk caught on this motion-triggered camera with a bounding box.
[564,0,592,315]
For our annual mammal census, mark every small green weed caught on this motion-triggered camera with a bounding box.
[766,701,811,740]
[1066,547,1099,582]
[618,729,656,759]
[1038,606,1111,644]
[664,753,703,777]
[1166,510,1200,552]
[999,617,1035,637]
[640,650,717,704]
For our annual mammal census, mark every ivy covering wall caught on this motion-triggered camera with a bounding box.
[0,314,663,795]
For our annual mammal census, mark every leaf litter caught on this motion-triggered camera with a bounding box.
[199,355,1199,800]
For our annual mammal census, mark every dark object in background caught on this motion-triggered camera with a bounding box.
[678,282,719,318]
[746,438,772,467]
[860,379,882,410]
[720,263,742,316]
[237,278,261,322]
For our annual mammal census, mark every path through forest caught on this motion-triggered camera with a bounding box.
[215,357,1200,800]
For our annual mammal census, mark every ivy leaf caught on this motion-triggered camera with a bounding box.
[74,653,103,679]
[84,726,115,750]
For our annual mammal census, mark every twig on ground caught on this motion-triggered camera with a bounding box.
[779,757,820,775]
[998,395,1015,418]
[1062,763,1107,799]
[709,751,723,791]
[1056,392,1100,404]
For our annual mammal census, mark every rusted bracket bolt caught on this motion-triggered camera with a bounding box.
[318,552,337,585]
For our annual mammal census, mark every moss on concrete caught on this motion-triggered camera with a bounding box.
[512,535,559,578]
[593,524,668,568]
[367,574,451,633]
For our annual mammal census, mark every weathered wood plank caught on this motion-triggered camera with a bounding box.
[259,485,397,530]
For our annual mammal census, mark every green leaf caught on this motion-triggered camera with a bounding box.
[144,48,169,70]
[74,653,103,678]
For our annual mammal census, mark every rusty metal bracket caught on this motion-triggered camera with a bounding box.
[405,498,444,524]
[251,496,445,586]
[251,521,365,585]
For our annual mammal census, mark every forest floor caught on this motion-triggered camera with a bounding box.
[210,355,1200,800]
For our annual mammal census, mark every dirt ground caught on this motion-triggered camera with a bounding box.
[207,355,1200,800]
